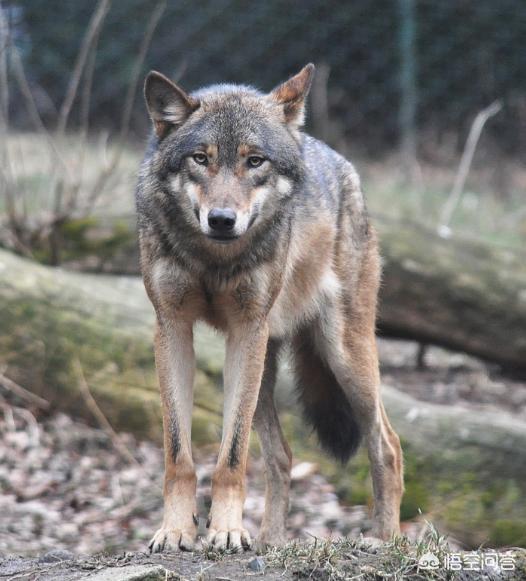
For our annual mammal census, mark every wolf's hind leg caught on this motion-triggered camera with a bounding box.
[149,320,197,553]
[366,399,404,539]
[326,325,404,540]
[253,340,292,549]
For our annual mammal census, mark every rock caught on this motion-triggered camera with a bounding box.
[247,556,265,572]
[291,462,318,481]
[509,386,526,407]
[38,549,75,563]
[88,564,168,581]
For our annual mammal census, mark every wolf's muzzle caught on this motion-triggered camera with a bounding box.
[208,208,236,234]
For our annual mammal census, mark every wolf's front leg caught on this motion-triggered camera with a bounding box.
[149,320,198,553]
[207,321,269,552]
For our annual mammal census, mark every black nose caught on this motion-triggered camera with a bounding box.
[208,208,236,232]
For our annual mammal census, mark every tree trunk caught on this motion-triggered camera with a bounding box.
[377,218,526,374]
[1,247,525,546]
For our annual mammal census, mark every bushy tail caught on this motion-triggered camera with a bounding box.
[292,331,362,463]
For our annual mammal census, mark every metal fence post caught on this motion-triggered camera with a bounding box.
[398,0,417,176]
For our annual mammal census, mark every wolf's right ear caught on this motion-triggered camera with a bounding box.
[144,71,199,138]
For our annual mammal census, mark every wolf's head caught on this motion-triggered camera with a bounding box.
[143,64,314,244]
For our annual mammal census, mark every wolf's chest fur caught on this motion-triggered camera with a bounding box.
[267,263,340,338]
[150,213,340,339]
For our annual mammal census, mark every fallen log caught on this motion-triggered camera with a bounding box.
[377,219,526,373]
[47,215,526,373]
[0,248,525,546]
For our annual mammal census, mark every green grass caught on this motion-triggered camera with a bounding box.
[356,157,526,248]
[1,131,141,219]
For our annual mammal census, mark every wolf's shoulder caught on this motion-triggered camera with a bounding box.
[301,134,362,200]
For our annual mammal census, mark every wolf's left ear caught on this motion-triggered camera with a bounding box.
[269,63,315,128]
[144,71,199,138]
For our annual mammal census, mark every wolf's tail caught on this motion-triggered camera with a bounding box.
[292,330,362,463]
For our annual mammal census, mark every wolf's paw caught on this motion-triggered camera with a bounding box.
[254,530,287,553]
[148,527,196,553]
[205,527,252,553]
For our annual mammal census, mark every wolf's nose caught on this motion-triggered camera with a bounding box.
[208,208,236,232]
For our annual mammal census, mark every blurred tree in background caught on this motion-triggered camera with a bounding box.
[7,0,526,155]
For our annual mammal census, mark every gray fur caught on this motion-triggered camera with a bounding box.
[139,66,403,552]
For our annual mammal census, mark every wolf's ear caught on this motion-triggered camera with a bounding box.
[269,63,315,128]
[144,71,199,138]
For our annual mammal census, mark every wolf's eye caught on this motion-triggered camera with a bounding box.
[247,156,265,168]
[192,152,208,165]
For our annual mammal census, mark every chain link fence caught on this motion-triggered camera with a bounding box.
[7,0,523,158]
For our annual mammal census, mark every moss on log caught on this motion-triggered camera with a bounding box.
[0,249,221,441]
[1,248,525,547]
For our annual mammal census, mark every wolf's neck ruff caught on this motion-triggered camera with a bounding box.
[139,177,294,282]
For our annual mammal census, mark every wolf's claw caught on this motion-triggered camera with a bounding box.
[148,527,196,553]
[205,528,251,552]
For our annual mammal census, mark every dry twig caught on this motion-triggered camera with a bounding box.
[56,0,111,136]
[438,100,502,234]
[83,0,166,214]
[310,62,332,144]
[0,2,8,128]
[74,358,140,467]
[0,366,50,409]
[0,1,163,264]
[0,391,41,444]
[4,25,71,178]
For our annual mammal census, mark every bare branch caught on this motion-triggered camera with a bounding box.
[74,358,140,467]
[0,2,9,128]
[310,61,331,143]
[0,2,15,230]
[82,1,166,214]
[0,367,50,409]
[1,1,165,262]
[56,0,111,136]
[48,30,104,261]
[46,1,109,258]
[80,34,99,140]
[438,100,502,234]
[9,45,72,178]
[119,0,166,145]
[64,26,102,216]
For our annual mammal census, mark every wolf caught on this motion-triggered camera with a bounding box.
[136,63,404,553]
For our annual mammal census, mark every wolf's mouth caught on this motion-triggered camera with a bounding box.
[207,234,240,244]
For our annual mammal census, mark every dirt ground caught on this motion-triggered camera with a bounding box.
[377,339,526,417]
[0,550,283,581]
[2,538,524,580]
[0,407,375,557]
